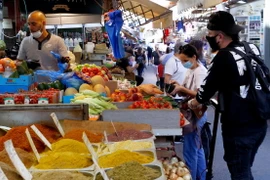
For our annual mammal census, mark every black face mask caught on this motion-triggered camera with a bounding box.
[206,35,220,51]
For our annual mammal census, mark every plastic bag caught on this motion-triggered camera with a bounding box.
[50,51,69,73]
[34,70,64,83]
[60,72,85,90]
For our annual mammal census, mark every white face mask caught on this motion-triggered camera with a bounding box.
[31,29,42,38]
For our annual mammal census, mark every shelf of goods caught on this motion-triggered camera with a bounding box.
[235,15,263,55]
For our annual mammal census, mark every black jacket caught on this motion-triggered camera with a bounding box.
[196,41,267,136]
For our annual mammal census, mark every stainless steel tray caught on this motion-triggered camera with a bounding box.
[0,103,89,127]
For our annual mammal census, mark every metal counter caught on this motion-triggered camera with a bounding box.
[102,109,182,136]
[0,103,89,127]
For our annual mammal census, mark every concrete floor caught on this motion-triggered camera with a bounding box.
[142,64,270,180]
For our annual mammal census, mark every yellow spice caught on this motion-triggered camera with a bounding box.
[108,140,152,152]
[35,152,92,169]
[46,139,89,154]
[98,150,154,168]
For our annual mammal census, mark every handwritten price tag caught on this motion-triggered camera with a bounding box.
[30,125,52,150]
[0,167,8,180]
[50,112,65,137]
[4,140,32,180]
[25,128,40,162]
[82,132,109,180]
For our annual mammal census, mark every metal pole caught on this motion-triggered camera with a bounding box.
[206,99,219,180]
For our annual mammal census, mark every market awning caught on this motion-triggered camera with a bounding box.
[203,0,223,8]
[118,0,173,27]
[176,0,204,12]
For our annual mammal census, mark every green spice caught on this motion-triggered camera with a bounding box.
[95,161,161,180]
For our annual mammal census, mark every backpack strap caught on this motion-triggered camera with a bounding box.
[225,46,256,85]
[241,41,265,66]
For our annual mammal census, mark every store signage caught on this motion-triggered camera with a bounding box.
[19,0,103,14]
[52,4,70,11]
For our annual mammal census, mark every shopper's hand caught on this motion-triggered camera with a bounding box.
[15,60,23,66]
[169,80,180,86]
[170,84,183,95]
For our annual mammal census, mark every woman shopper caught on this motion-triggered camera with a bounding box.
[170,44,208,180]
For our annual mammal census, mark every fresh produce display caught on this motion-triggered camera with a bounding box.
[110,88,143,102]
[37,80,65,90]
[71,90,117,115]
[137,84,164,96]
[0,89,60,104]
[0,58,16,73]
[161,157,192,180]
[74,64,112,83]
[64,87,78,96]
[128,96,173,109]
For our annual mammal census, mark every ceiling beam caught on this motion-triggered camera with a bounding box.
[124,0,171,14]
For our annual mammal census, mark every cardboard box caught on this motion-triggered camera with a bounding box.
[105,80,118,93]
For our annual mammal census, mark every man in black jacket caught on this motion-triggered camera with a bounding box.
[189,11,267,180]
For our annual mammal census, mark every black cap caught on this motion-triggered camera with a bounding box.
[207,11,244,35]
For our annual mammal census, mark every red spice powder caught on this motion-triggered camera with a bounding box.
[0,124,60,153]
[63,129,104,143]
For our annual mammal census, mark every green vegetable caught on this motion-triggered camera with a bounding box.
[16,61,33,75]
[9,71,19,78]
[0,40,6,51]
[71,91,117,115]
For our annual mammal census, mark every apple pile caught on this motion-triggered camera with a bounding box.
[110,88,143,102]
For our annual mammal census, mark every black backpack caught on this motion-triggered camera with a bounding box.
[227,41,270,121]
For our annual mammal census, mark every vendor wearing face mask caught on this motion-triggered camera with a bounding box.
[17,10,69,71]
[170,44,208,180]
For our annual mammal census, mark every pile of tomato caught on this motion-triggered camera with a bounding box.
[0,89,60,104]
[128,97,173,109]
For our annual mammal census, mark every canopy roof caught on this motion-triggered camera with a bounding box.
[118,0,174,27]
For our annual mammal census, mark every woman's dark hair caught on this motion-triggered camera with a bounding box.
[179,44,199,60]
[189,40,203,58]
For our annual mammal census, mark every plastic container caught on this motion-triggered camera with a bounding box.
[85,42,95,53]
[3,66,13,78]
